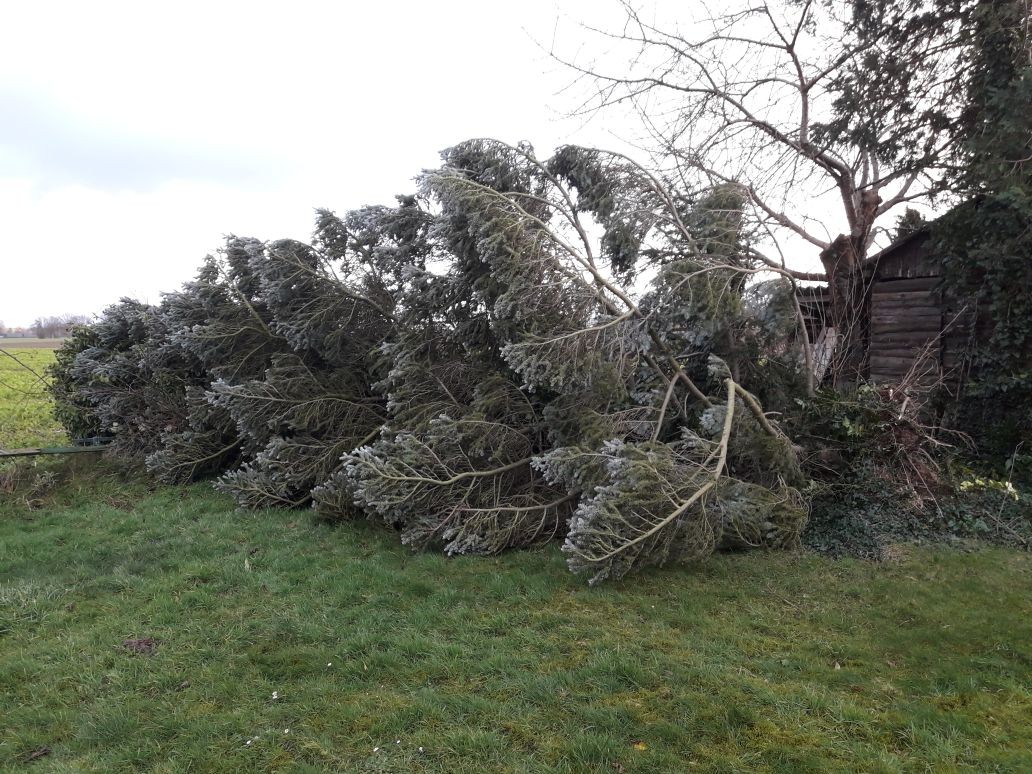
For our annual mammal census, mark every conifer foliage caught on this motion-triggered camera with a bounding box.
[51,140,810,583]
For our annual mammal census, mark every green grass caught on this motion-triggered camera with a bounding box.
[1,467,1030,772]
[0,348,65,450]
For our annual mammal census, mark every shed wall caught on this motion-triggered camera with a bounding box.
[793,227,984,386]
[868,276,941,384]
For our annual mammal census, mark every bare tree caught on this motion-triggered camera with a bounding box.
[31,317,53,338]
[554,0,972,384]
[31,314,89,338]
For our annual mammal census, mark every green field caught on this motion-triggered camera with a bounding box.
[1,349,1030,772]
[0,347,65,450]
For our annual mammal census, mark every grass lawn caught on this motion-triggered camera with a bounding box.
[1,465,1030,772]
[0,347,65,450]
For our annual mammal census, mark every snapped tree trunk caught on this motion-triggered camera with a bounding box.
[820,190,881,388]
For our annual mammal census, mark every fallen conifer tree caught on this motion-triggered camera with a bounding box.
[51,140,811,583]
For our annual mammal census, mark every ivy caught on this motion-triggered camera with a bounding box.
[933,0,1031,474]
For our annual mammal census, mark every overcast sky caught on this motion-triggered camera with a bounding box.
[2,0,651,328]
[2,0,886,331]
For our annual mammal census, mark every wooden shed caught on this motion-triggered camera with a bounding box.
[797,226,978,387]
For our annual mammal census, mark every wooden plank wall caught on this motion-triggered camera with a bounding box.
[796,285,828,344]
[868,276,942,384]
[795,262,977,387]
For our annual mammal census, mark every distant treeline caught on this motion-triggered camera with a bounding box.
[0,315,91,339]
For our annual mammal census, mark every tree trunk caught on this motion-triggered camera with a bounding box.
[820,190,881,388]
